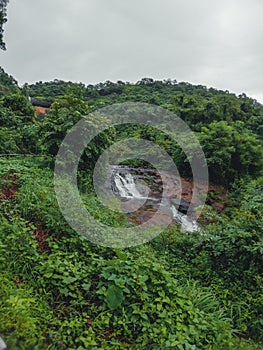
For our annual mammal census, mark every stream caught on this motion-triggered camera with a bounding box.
[110,166,199,232]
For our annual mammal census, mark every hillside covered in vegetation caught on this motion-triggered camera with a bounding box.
[0,67,263,349]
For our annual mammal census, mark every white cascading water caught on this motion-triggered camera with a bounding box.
[114,173,142,198]
[113,169,199,232]
[0,336,7,350]
[171,206,199,232]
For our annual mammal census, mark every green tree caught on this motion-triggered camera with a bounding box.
[40,89,115,174]
[40,88,90,155]
[0,67,18,95]
[1,92,35,119]
[199,121,262,184]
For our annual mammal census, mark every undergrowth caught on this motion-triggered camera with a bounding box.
[0,158,262,349]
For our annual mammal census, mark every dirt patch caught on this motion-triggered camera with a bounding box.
[34,106,50,116]
[1,175,19,200]
[33,223,50,252]
[207,184,228,212]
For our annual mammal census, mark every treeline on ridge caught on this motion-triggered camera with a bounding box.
[0,67,262,184]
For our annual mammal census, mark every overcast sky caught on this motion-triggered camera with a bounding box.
[1,0,263,103]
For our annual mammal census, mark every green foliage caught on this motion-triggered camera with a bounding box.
[0,125,41,154]
[0,73,263,349]
[105,285,124,310]
[40,89,116,177]
[26,78,263,124]
[0,274,52,350]
[93,252,237,349]
[1,92,35,118]
[25,79,86,99]
[155,177,263,342]
[0,127,20,152]
[0,77,41,154]
[24,77,263,185]
[199,121,262,183]
[40,89,88,155]
[0,66,18,94]
[1,158,261,348]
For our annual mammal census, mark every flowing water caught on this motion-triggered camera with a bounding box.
[114,172,142,198]
[0,336,7,350]
[171,206,199,232]
[111,166,199,232]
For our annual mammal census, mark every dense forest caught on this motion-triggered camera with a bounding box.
[0,66,263,349]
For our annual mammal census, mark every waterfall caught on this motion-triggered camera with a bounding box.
[114,172,142,198]
[0,336,8,350]
[171,206,199,232]
[112,167,199,232]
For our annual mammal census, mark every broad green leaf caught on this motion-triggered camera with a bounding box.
[106,285,124,310]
